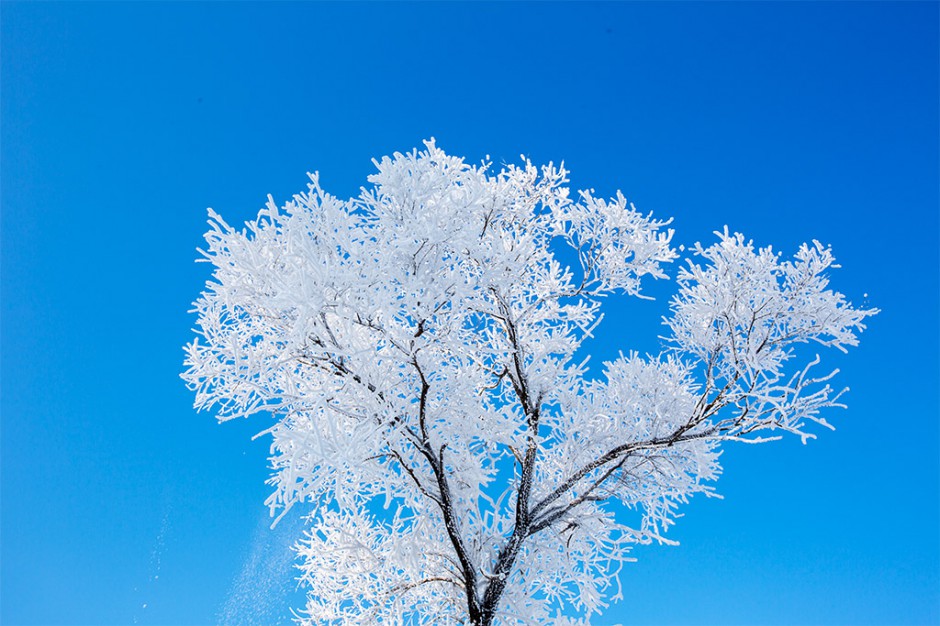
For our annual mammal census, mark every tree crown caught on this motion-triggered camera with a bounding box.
[183,141,876,624]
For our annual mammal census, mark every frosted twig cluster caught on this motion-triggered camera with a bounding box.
[183,141,876,625]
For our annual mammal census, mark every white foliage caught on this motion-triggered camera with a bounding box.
[182,141,876,625]
[666,229,877,443]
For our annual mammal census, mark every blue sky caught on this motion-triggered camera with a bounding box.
[2,2,937,624]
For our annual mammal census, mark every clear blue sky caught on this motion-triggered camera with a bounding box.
[2,2,937,624]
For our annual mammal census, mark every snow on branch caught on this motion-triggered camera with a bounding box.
[182,142,876,625]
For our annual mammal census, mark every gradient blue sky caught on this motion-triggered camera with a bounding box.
[2,2,938,625]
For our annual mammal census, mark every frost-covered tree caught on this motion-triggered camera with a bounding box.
[182,141,876,625]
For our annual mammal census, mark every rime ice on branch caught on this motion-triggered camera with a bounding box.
[182,140,876,625]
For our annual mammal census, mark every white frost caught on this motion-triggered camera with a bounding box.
[182,141,876,625]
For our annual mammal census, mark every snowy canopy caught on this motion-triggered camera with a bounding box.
[183,141,875,625]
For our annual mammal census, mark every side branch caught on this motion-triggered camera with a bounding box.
[410,357,483,623]
[530,380,741,522]
[477,290,544,624]
[529,428,718,523]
